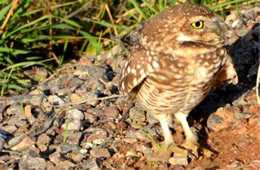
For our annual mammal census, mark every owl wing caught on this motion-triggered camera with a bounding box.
[119,45,154,95]
[214,55,238,88]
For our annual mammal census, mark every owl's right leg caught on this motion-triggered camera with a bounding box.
[154,114,188,159]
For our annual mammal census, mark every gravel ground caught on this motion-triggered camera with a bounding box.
[0,5,259,170]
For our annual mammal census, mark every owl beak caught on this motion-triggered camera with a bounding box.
[206,21,222,36]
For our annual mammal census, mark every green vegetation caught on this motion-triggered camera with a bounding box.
[0,0,256,95]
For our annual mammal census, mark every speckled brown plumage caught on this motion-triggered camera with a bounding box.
[119,3,238,158]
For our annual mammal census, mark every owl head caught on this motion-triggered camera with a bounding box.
[139,4,227,55]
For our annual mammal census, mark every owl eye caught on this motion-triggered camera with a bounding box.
[191,21,204,29]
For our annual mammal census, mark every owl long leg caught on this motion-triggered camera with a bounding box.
[153,114,189,159]
[158,114,175,146]
[175,112,199,157]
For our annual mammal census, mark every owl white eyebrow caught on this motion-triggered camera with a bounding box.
[177,32,192,42]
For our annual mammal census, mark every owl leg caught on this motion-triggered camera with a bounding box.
[175,112,199,157]
[159,115,174,146]
[154,114,188,159]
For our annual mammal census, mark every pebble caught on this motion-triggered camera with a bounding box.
[69,152,86,162]
[10,136,35,151]
[62,119,82,131]
[135,129,150,142]
[55,160,76,169]
[232,112,251,120]
[58,143,81,154]
[49,151,64,165]
[0,124,17,134]
[19,150,47,170]
[81,158,101,170]
[36,134,51,152]
[66,132,82,145]
[24,105,36,125]
[169,155,188,165]
[48,95,65,105]
[129,105,146,124]
[66,109,84,120]
[70,93,82,103]
[0,137,5,151]
[86,128,108,145]
[90,147,111,158]
[103,106,119,119]
[207,114,225,132]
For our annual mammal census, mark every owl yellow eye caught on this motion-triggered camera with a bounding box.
[191,21,204,29]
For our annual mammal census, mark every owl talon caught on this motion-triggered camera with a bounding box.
[201,147,216,158]
[181,141,216,159]
[181,141,199,159]
[154,143,189,161]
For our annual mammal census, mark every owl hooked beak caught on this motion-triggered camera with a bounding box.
[205,18,227,44]
[205,19,225,36]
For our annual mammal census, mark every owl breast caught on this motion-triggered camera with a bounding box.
[135,47,226,115]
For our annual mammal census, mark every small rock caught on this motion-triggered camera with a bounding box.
[55,160,76,169]
[135,130,150,142]
[249,160,260,169]
[123,128,138,144]
[69,152,86,162]
[10,136,35,151]
[48,95,65,105]
[58,143,81,154]
[79,57,93,66]
[37,134,51,152]
[207,114,226,132]
[42,100,53,113]
[116,121,128,131]
[66,132,82,145]
[103,106,119,119]
[49,151,64,165]
[66,109,84,120]
[84,112,96,123]
[5,105,26,127]
[233,112,251,120]
[87,108,104,117]
[81,158,101,170]
[125,150,138,157]
[62,119,82,131]
[46,161,55,169]
[122,137,138,144]
[87,128,108,145]
[24,105,36,125]
[247,104,260,114]
[129,105,146,124]
[70,93,82,103]
[169,155,188,165]
[19,150,47,170]
[0,137,5,151]
[0,124,17,134]
[104,121,116,130]
[29,95,43,106]
[135,144,153,155]
[90,147,111,158]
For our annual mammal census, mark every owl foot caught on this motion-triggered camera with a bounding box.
[181,141,215,159]
[181,141,199,159]
[152,142,189,161]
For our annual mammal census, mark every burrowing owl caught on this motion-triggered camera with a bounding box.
[119,3,238,158]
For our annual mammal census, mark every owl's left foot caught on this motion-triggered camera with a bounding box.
[181,140,199,158]
[153,142,189,161]
[182,140,215,159]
